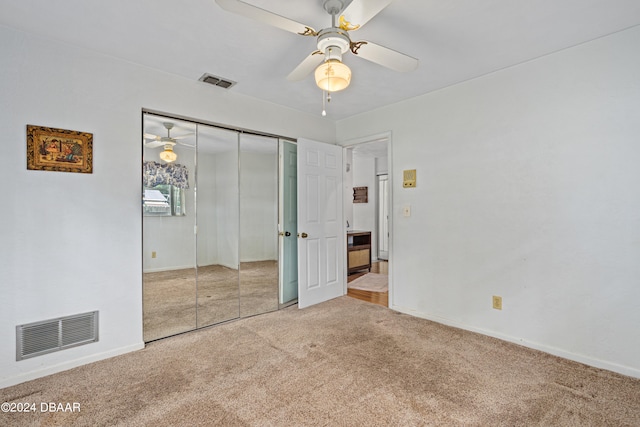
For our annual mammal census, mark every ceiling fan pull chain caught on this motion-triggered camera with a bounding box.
[322,90,327,116]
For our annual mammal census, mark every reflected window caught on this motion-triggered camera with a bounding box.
[143,184,185,216]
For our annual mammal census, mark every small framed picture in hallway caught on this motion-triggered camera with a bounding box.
[353,186,368,203]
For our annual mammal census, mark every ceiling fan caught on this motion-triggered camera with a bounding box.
[144,122,193,163]
[215,0,418,96]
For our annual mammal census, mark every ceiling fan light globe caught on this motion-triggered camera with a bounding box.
[315,60,351,92]
[159,148,177,163]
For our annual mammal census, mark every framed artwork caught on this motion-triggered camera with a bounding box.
[27,125,93,173]
[353,186,368,203]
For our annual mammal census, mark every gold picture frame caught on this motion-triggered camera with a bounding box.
[27,124,93,173]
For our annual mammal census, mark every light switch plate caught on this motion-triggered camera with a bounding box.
[403,205,411,217]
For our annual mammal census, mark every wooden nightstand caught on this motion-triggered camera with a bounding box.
[347,231,371,274]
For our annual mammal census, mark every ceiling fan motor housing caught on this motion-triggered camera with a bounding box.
[323,0,344,15]
[317,28,350,61]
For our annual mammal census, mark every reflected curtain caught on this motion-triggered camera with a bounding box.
[143,161,190,189]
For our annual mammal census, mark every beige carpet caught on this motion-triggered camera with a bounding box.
[1,296,639,426]
[348,272,389,292]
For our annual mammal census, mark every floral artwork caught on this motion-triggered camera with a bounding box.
[27,125,93,173]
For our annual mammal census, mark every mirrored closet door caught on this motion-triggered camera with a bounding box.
[142,113,283,342]
[142,116,200,341]
[195,125,240,328]
[239,134,279,317]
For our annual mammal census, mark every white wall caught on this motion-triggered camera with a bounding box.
[344,149,354,230]
[337,26,640,378]
[0,25,334,388]
[376,157,388,176]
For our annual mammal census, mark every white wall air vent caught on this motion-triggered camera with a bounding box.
[16,311,99,361]
[198,73,236,89]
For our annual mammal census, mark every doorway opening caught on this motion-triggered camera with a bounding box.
[343,134,391,308]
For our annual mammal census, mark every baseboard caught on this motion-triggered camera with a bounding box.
[143,265,193,273]
[391,305,640,380]
[143,262,242,273]
[0,342,145,389]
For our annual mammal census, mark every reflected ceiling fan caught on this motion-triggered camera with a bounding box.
[144,122,193,163]
[215,0,418,112]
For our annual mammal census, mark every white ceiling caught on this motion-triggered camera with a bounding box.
[2,0,640,120]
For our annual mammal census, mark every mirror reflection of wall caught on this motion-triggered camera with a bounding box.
[240,134,279,317]
[142,113,282,342]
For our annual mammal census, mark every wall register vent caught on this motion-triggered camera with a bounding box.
[198,73,237,89]
[16,311,99,361]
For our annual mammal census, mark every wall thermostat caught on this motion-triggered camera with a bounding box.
[403,169,416,188]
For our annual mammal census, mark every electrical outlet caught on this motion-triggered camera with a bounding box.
[151,251,157,259]
[492,295,502,310]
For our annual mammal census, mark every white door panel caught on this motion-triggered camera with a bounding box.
[298,138,344,309]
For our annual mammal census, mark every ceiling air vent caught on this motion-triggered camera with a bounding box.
[16,311,99,361]
[199,73,236,89]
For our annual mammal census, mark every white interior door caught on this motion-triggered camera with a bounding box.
[297,138,344,309]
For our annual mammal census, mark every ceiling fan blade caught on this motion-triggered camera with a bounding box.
[173,133,194,140]
[353,41,418,72]
[176,141,196,148]
[287,52,325,82]
[341,0,394,28]
[144,133,160,140]
[144,140,165,148]
[215,0,316,36]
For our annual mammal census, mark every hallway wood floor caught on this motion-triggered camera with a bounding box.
[347,261,388,307]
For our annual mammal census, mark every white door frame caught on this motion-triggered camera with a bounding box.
[340,131,393,307]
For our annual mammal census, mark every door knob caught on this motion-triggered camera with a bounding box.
[300,232,308,238]
[285,231,291,236]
